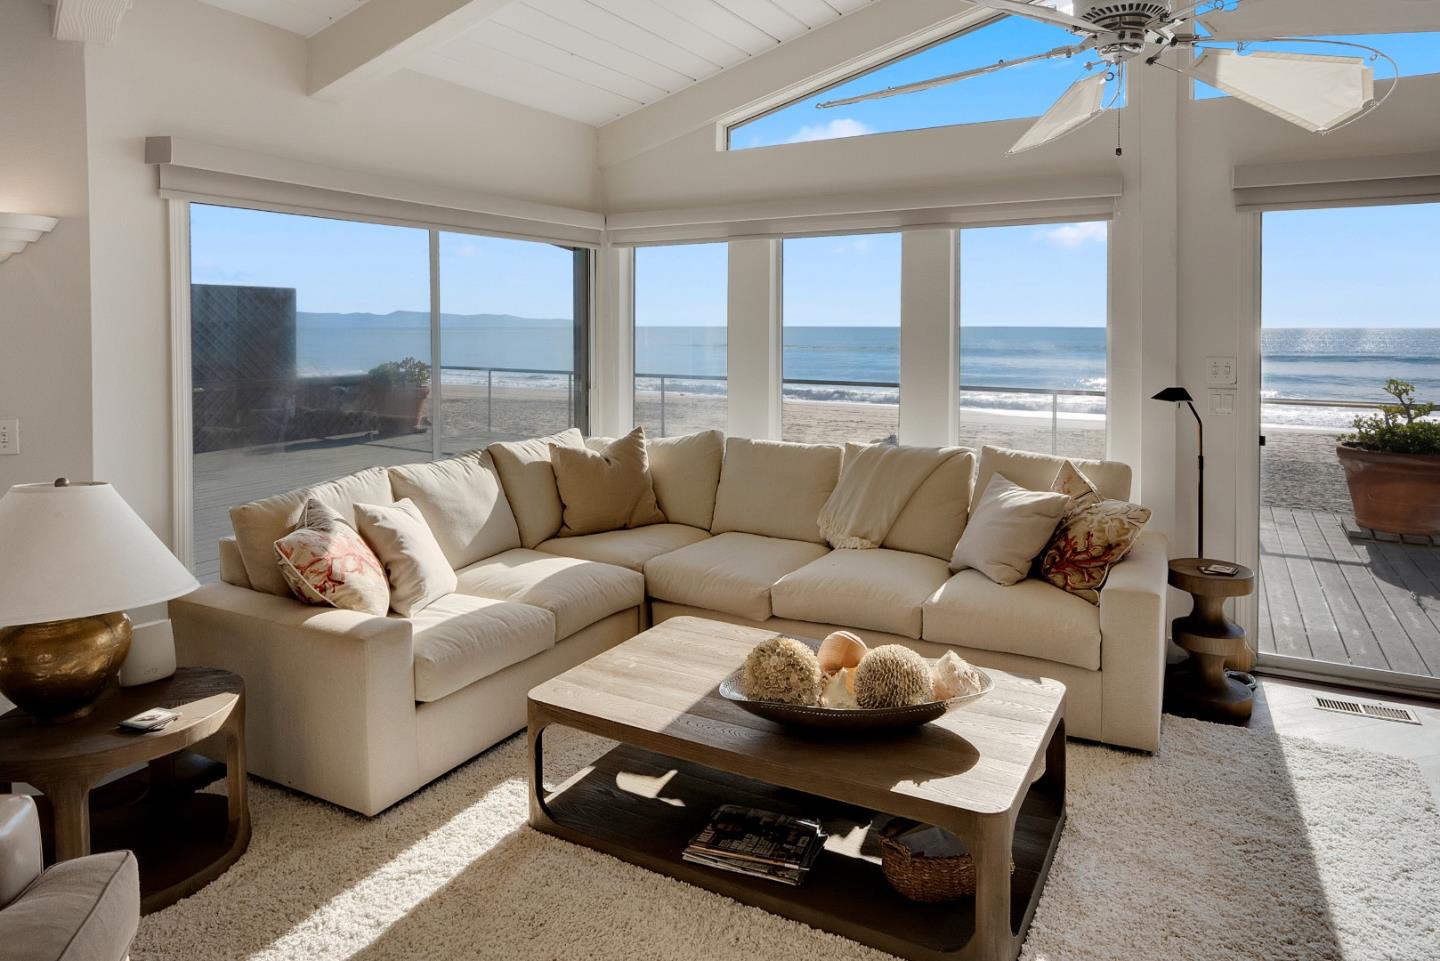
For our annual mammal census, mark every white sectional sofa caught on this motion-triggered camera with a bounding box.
[171,430,1168,816]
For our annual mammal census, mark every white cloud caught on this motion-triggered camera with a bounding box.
[784,117,873,144]
[1042,222,1108,248]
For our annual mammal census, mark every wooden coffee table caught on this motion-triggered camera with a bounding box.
[528,617,1066,961]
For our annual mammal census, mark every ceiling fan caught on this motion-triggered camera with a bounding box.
[816,0,1398,155]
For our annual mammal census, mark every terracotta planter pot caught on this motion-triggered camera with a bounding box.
[1336,444,1440,536]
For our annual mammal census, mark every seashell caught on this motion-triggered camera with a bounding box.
[855,645,932,709]
[742,636,823,706]
[817,630,868,675]
[820,667,860,710]
[932,650,985,700]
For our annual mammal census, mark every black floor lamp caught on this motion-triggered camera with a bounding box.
[1152,386,1204,558]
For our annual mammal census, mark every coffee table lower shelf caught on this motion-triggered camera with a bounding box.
[529,741,1063,961]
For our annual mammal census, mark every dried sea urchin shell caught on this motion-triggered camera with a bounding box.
[855,645,932,709]
[742,636,823,706]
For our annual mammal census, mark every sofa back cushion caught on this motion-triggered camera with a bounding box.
[972,445,1131,507]
[551,427,666,536]
[230,466,395,597]
[710,438,842,543]
[488,428,585,548]
[648,430,725,530]
[882,447,977,560]
[388,451,520,568]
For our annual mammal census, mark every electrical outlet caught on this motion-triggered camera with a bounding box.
[1206,356,1237,386]
[0,419,16,455]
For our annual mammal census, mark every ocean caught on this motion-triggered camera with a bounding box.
[295,315,1440,430]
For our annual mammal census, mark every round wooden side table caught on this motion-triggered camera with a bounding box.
[1165,558,1256,725]
[0,667,250,914]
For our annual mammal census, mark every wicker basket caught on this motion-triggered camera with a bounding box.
[879,823,1015,903]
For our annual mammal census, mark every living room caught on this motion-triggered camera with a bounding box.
[1,0,1438,958]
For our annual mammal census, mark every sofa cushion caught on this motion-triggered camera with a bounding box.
[354,499,458,617]
[274,499,390,616]
[535,523,710,572]
[0,849,138,961]
[949,474,1070,586]
[973,445,1131,507]
[230,466,395,597]
[407,594,555,702]
[551,427,666,536]
[644,532,829,622]
[883,447,976,560]
[487,428,585,549]
[923,570,1102,670]
[710,438,842,543]
[388,451,520,568]
[772,549,952,639]
[648,430,725,530]
[455,549,643,641]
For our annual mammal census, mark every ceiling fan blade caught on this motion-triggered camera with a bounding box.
[1183,49,1375,132]
[963,0,1101,34]
[1009,70,1110,154]
[817,40,1093,109]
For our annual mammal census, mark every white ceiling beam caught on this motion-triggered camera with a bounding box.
[47,0,133,43]
[1213,0,1440,41]
[307,0,515,100]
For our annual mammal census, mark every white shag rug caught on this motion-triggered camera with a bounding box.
[134,717,1439,961]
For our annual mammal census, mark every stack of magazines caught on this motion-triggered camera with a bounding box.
[683,804,824,886]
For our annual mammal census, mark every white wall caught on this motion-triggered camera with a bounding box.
[79,0,602,539]
[0,0,93,493]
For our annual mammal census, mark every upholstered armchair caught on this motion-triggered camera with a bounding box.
[0,796,139,961]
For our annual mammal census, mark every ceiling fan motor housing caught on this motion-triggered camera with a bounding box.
[1076,1,1171,58]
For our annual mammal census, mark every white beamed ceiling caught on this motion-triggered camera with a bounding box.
[197,0,872,125]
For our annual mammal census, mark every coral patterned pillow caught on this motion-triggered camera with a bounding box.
[1050,460,1103,510]
[274,499,390,616]
[1039,499,1151,605]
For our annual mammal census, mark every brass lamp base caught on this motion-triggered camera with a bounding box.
[0,612,133,723]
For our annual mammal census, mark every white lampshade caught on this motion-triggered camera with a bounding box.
[0,481,199,626]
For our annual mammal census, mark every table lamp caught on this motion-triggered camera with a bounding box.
[0,479,198,723]
[1152,386,1205,558]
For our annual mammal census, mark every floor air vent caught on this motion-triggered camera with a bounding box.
[1314,696,1421,724]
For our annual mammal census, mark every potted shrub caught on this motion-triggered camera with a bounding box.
[367,357,431,436]
[1336,379,1440,535]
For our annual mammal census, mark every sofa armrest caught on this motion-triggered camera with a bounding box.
[0,797,41,910]
[169,583,420,815]
[1097,530,1169,751]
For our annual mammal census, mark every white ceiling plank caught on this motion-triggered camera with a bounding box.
[655,0,779,56]
[540,0,737,75]
[198,0,332,36]
[307,0,516,99]
[825,0,872,13]
[768,0,843,30]
[712,0,808,41]
[489,4,694,89]
[419,44,636,122]
[466,19,672,100]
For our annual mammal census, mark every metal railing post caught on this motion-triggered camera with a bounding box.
[1051,391,1059,455]
[660,375,667,438]
[487,368,493,436]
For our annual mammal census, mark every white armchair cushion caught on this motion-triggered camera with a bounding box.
[772,549,952,638]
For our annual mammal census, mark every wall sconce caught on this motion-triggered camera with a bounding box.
[0,214,60,265]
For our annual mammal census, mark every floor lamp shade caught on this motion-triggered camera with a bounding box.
[0,481,199,721]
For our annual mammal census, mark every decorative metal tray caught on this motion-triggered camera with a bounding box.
[717,666,993,733]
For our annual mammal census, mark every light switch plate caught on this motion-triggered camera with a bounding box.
[0,419,16,455]
[1206,356,1237,386]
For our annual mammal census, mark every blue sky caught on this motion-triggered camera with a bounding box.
[191,22,1439,334]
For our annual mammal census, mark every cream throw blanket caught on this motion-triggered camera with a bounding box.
[817,444,944,549]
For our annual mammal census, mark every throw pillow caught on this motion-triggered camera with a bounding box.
[949,473,1070,585]
[353,498,457,616]
[274,499,390,616]
[487,428,585,548]
[1050,460,1103,511]
[1040,498,1152,604]
[549,426,666,536]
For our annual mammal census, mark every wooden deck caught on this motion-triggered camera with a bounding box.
[1259,507,1440,680]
